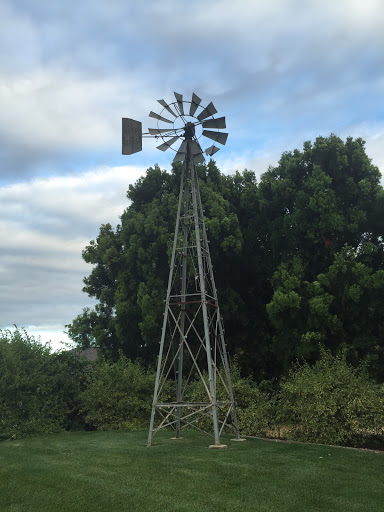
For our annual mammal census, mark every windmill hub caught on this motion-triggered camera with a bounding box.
[183,122,195,140]
[170,115,202,141]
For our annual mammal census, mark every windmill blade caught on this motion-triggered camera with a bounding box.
[202,130,228,145]
[189,140,201,156]
[189,93,202,116]
[190,141,205,163]
[192,152,205,164]
[157,99,177,118]
[148,128,177,135]
[173,140,188,162]
[173,140,205,163]
[174,92,184,115]
[205,145,220,156]
[156,136,180,152]
[149,111,173,124]
[197,102,218,122]
[202,116,226,129]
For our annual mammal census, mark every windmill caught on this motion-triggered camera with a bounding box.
[122,92,242,448]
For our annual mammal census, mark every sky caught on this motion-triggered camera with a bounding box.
[0,0,383,351]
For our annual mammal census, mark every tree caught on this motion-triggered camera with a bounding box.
[257,136,383,273]
[67,136,384,381]
[67,162,251,365]
[266,248,384,379]
[263,135,384,378]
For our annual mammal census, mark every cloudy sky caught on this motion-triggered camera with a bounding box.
[1,0,383,351]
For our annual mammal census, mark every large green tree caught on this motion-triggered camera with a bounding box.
[263,136,384,378]
[67,162,251,364]
[67,135,384,381]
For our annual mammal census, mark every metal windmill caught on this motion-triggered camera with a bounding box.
[122,92,241,448]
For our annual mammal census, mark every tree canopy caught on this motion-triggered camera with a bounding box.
[66,135,384,381]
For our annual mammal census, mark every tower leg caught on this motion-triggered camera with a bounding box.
[176,160,189,438]
[190,163,221,446]
[147,164,186,447]
[195,173,240,440]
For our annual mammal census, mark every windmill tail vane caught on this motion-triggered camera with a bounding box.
[122,92,242,448]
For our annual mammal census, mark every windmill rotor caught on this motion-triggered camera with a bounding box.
[122,92,228,162]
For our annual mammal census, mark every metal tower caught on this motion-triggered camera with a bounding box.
[122,92,240,447]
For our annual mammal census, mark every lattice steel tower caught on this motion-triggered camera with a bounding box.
[122,92,240,447]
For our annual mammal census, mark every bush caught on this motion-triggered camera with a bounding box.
[182,364,273,437]
[231,366,273,436]
[79,355,156,430]
[0,328,86,440]
[278,349,384,447]
[4,327,382,450]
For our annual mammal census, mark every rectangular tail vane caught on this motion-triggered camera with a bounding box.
[122,118,142,155]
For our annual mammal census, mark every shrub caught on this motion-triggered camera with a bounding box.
[0,328,86,440]
[183,364,273,436]
[278,349,384,447]
[231,367,273,436]
[79,355,156,430]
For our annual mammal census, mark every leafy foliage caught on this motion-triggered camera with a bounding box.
[1,329,383,449]
[267,246,384,378]
[66,135,384,382]
[175,364,273,437]
[79,355,158,430]
[231,367,273,436]
[0,328,87,440]
[278,349,384,447]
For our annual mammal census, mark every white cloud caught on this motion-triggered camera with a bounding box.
[2,325,74,353]
[0,165,144,233]
[0,165,147,330]
[0,0,382,183]
[0,71,149,162]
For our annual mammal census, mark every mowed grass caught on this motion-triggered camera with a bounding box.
[1,431,383,512]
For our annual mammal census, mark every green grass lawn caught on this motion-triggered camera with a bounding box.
[1,431,383,512]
